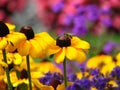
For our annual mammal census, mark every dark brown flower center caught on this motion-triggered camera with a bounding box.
[56,34,72,47]
[20,69,28,79]
[20,26,34,40]
[0,21,9,37]
[49,79,61,90]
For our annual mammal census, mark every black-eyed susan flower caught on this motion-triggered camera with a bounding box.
[15,26,55,90]
[6,52,23,65]
[86,54,116,75]
[47,33,90,63]
[0,21,26,90]
[47,33,90,87]
[0,50,22,68]
[16,26,54,58]
[15,57,61,76]
[11,56,61,89]
[0,21,26,51]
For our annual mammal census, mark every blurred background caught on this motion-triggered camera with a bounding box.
[1,0,120,57]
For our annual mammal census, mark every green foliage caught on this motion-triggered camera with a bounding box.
[81,32,120,57]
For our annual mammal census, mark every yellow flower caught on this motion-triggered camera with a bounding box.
[9,57,61,88]
[108,80,118,87]
[56,82,73,90]
[86,54,116,75]
[0,65,7,90]
[0,50,23,66]
[32,79,54,90]
[47,33,90,63]
[115,52,120,66]
[91,87,97,90]
[0,21,26,51]
[33,79,72,90]
[16,26,54,58]
[6,52,23,65]
[4,70,28,87]
[16,56,61,75]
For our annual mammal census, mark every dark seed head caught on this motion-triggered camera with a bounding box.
[49,79,61,90]
[20,69,28,79]
[56,33,72,47]
[20,26,34,40]
[0,21,9,37]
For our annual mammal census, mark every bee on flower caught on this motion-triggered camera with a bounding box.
[47,33,90,63]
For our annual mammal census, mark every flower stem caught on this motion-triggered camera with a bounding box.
[2,49,12,90]
[26,55,32,90]
[63,58,67,88]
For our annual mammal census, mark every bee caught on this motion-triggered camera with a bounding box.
[64,33,75,39]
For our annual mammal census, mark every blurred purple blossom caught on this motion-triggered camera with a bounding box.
[103,41,117,54]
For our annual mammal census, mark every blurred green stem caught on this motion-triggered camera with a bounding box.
[63,58,67,88]
[2,49,12,90]
[26,55,32,90]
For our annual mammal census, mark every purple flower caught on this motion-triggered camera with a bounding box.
[110,66,120,77]
[72,25,88,36]
[51,1,64,13]
[79,62,86,73]
[67,74,77,82]
[66,79,91,90]
[103,41,117,54]
[92,75,108,90]
[77,6,86,15]
[62,14,74,26]
[66,83,83,90]
[91,68,100,76]
[39,72,63,89]
[86,5,100,22]
[101,17,113,27]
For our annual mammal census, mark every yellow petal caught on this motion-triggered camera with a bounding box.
[91,87,97,90]
[7,32,26,46]
[75,50,86,63]
[6,43,17,53]
[31,72,44,78]
[47,45,61,55]
[6,53,13,64]
[108,80,118,87]
[37,32,55,46]
[71,37,90,49]
[116,52,120,61]
[66,47,86,63]
[17,40,30,56]
[76,72,83,79]
[32,79,54,90]
[86,56,101,68]
[29,39,43,58]
[12,79,27,87]
[40,85,54,90]
[13,53,22,65]
[9,71,18,84]
[5,23,16,31]
[57,82,73,90]
[55,48,65,63]
[0,61,8,67]
[0,37,8,50]
[66,46,78,60]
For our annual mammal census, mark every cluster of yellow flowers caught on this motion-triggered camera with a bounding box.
[0,21,90,90]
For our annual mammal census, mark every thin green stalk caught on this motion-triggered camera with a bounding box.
[63,58,67,88]
[26,55,32,90]
[2,49,12,90]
